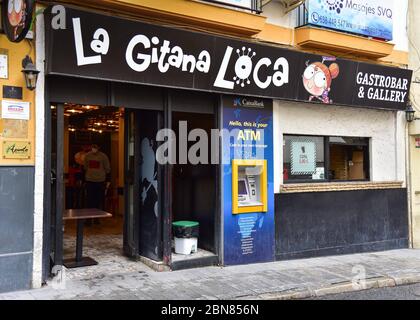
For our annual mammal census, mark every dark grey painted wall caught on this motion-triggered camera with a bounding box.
[275,188,409,260]
[0,167,34,293]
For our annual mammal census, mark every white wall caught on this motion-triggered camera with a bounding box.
[392,0,409,52]
[261,0,297,28]
[273,100,407,193]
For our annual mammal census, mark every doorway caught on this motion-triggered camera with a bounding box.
[169,90,220,269]
[61,105,125,274]
[172,112,216,251]
[44,78,220,279]
[48,102,164,278]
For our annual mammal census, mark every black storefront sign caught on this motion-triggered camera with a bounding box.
[44,6,412,111]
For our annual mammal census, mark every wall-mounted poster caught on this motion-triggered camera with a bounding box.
[0,119,28,138]
[291,140,317,175]
[306,0,394,41]
[0,49,8,79]
[1,100,30,120]
[3,141,31,159]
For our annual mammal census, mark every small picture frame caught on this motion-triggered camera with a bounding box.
[0,49,8,79]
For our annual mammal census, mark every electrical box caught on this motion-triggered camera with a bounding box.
[232,159,267,214]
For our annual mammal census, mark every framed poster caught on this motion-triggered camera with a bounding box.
[291,140,317,175]
[1,100,30,120]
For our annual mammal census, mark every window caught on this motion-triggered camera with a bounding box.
[283,135,370,183]
[283,135,325,182]
[328,137,370,182]
[200,0,262,13]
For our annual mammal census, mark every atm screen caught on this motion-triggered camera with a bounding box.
[238,180,247,196]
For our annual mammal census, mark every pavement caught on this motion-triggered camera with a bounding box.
[2,249,420,300]
[309,283,420,300]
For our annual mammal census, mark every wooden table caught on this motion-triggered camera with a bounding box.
[63,208,112,268]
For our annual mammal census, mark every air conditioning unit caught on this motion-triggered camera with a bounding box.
[279,0,304,13]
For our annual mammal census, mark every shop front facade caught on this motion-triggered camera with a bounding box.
[0,0,413,293]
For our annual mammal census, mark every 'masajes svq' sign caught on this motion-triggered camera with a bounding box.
[307,0,394,41]
[44,6,411,111]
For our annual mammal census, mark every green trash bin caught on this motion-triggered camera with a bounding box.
[172,221,199,255]
[172,221,199,238]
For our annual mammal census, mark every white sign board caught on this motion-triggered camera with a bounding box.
[291,140,317,175]
[307,0,394,40]
[214,0,252,9]
[1,100,30,120]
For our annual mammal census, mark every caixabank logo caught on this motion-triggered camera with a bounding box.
[233,97,265,109]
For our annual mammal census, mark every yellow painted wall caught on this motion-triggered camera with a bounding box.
[408,0,420,248]
[409,134,420,247]
[0,35,36,166]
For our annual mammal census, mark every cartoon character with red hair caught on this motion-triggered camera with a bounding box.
[7,0,27,41]
[303,56,340,104]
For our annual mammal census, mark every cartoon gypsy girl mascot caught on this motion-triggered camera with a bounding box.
[302,57,340,104]
[7,0,27,41]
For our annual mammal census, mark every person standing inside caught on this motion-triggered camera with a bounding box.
[84,144,110,211]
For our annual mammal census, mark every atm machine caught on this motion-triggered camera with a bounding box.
[232,160,268,214]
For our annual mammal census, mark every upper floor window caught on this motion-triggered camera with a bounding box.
[199,0,262,13]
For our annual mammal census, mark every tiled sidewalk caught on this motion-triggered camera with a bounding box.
[2,249,420,300]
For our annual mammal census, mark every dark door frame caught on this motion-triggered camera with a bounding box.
[123,109,140,257]
[42,100,65,282]
[166,92,222,269]
[125,109,164,261]
[42,83,52,282]
[162,90,172,265]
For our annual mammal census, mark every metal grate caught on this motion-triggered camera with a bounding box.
[297,1,309,27]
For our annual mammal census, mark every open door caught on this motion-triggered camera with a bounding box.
[123,109,139,257]
[124,109,163,261]
[49,104,64,272]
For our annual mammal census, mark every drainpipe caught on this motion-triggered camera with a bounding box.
[406,118,414,248]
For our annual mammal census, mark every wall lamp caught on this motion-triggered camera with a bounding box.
[21,55,40,91]
[406,102,420,123]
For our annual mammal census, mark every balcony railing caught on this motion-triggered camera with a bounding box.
[297,1,309,27]
[200,0,263,14]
